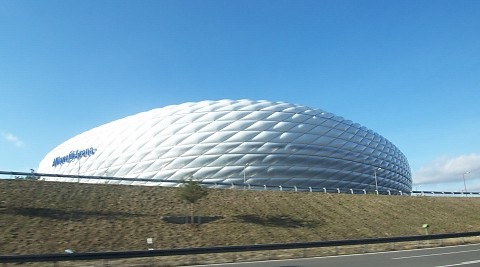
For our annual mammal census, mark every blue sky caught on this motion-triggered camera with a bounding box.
[1,0,479,191]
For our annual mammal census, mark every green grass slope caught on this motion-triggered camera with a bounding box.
[1,179,480,255]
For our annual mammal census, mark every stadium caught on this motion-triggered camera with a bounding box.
[37,99,412,192]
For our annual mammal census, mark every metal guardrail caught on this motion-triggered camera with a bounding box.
[2,170,480,196]
[1,231,480,263]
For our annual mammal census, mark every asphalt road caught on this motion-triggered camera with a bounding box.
[191,243,480,267]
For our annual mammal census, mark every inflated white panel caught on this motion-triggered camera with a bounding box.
[38,99,412,192]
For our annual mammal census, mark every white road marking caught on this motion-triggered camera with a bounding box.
[436,259,480,267]
[392,248,480,260]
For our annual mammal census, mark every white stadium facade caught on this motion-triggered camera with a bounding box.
[38,100,412,192]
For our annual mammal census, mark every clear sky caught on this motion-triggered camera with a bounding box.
[1,0,479,192]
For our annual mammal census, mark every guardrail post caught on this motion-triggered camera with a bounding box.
[337,188,340,194]
[231,183,234,189]
[309,186,312,192]
[350,189,353,194]
[323,187,326,193]
[294,186,297,192]
[279,185,283,191]
[363,189,366,194]
[375,190,379,195]
[264,185,267,190]
[388,190,391,195]
[399,191,402,195]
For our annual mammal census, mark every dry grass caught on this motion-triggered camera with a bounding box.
[2,179,480,256]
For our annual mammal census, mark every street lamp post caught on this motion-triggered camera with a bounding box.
[77,158,80,183]
[416,185,422,196]
[374,167,381,193]
[463,171,470,193]
[243,163,249,185]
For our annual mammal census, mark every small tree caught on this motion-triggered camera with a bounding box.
[177,179,209,224]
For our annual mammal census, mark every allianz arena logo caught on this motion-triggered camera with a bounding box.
[52,147,97,167]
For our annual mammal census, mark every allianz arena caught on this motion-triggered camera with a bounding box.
[38,99,412,192]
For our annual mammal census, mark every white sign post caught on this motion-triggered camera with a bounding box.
[147,238,153,250]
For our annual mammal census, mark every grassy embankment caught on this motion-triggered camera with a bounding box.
[1,179,480,255]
